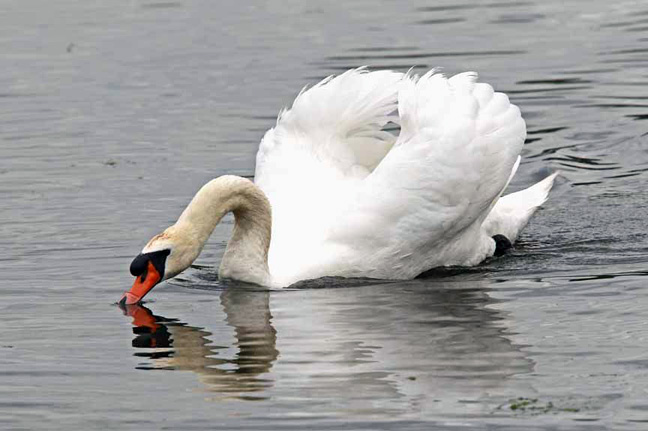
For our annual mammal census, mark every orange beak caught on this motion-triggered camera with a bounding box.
[119,261,162,305]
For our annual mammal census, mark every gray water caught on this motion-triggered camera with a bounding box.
[2,0,648,429]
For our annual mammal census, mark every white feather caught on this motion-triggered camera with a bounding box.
[253,68,556,285]
[128,67,557,301]
[482,172,559,241]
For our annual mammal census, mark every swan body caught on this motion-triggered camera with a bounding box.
[121,68,557,303]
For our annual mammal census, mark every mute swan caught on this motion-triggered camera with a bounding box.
[120,68,557,305]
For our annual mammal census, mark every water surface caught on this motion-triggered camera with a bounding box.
[2,0,648,429]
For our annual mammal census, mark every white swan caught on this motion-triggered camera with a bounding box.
[120,68,557,305]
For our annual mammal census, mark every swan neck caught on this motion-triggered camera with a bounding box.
[176,176,272,285]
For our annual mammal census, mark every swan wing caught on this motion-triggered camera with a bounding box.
[254,68,404,273]
[255,68,403,202]
[322,71,527,279]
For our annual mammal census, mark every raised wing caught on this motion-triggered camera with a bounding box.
[324,71,526,278]
[254,68,404,271]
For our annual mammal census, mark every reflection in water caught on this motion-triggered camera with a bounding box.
[121,279,533,415]
[121,289,278,399]
[5,0,648,426]
[272,280,535,417]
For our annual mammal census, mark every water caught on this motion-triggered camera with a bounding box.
[2,0,648,429]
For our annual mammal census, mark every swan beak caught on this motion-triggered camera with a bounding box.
[119,261,162,306]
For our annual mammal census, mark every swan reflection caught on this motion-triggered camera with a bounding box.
[121,278,533,414]
[266,278,534,416]
[121,288,278,399]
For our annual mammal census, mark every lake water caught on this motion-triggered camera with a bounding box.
[2,0,648,429]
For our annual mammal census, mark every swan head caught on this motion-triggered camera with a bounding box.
[119,226,200,305]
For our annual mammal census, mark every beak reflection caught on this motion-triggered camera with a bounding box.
[119,288,278,398]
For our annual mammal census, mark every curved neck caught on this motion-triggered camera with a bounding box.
[175,175,272,286]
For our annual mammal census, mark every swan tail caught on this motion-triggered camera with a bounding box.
[482,172,559,242]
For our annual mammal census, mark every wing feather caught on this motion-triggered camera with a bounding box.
[254,68,526,282]
[323,71,526,278]
[254,68,404,274]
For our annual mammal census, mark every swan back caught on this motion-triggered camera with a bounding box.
[256,69,527,284]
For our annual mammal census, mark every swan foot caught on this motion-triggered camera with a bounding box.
[492,234,512,257]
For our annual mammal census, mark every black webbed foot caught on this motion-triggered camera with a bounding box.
[492,234,512,257]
